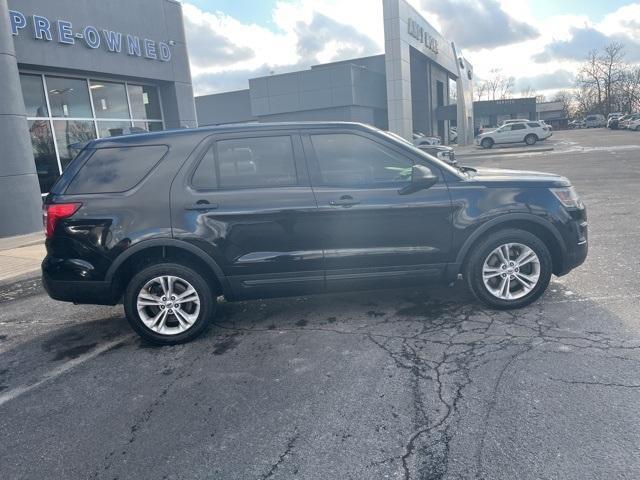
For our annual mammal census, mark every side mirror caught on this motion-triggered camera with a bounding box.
[398,164,438,195]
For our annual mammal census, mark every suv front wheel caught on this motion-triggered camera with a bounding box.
[124,263,216,344]
[465,229,552,309]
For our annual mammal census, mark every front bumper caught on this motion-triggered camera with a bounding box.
[556,214,588,276]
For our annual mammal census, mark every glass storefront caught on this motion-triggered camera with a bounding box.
[19,73,164,194]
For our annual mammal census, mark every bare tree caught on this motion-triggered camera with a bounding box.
[474,79,488,101]
[552,90,574,118]
[599,42,626,115]
[483,68,515,100]
[520,86,537,98]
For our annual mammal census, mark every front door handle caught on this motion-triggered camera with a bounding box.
[185,200,218,211]
[329,195,360,208]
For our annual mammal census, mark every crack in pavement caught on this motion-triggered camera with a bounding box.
[260,430,299,479]
[215,295,640,480]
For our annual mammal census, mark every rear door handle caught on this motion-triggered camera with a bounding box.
[329,195,360,208]
[185,201,218,211]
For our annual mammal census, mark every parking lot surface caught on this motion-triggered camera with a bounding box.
[1,128,640,479]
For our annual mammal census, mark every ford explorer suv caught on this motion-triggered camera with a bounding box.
[476,121,552,149]
[42,122,588,344]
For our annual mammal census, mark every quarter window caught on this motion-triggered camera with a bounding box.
[66,145,168,194]
[527,122,540,128]
[310,133,413,186]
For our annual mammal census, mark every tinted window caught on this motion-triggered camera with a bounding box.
[215,136,297,189]
[310,133,413,186]
[527,122,540,128]
[66,145,168,194]
[192,147,217,190]
[499,125,512,131]
[511,124,526,130]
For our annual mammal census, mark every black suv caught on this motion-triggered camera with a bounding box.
[42,122,588,344]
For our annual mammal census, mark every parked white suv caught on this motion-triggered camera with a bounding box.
[475,121,552,149]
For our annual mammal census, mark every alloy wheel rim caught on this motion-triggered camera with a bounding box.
[482,242,541,300]
[136,275,201,335]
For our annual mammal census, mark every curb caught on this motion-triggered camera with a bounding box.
[0,232,44,252]
[457,147,554,159]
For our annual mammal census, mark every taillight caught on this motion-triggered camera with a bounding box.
[43,203,82,238]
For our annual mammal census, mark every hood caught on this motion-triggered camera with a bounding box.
[467,167,570,188]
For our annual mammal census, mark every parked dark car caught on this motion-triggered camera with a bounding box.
[42,122,588,344]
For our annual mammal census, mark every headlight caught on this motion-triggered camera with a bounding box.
[550,187,583,208]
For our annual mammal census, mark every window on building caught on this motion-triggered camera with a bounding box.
[27,120,59,193]
[20,74,48,117]
[66,146,168,194]
[20,73,166,195]
[46,76,92,118]
[128,84,162,120]
[90,80,130,119]
[96,120,134,139]
[52,120,97,169]
[310,133,413,186]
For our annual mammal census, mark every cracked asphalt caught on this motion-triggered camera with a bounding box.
[1,128,640,479]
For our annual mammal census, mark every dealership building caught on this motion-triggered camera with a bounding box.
[0,0,196,237]
[196,0,474,146]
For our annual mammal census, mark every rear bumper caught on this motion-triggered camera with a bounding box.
[42,256,119,305]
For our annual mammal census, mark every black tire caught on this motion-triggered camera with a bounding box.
[464,229,552,310]
[635,126,640,132]
[124,263,216,345]
[524,134,538,146]
[481,138,494,149]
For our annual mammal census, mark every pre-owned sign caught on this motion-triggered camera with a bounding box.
[8,10,172,62]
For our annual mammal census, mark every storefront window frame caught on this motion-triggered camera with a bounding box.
[20,71,165,196]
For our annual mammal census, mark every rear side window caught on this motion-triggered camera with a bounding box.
[192,136,297,189]
[66,145,168,194]
[511,124,526,130]
[527,122,540,128]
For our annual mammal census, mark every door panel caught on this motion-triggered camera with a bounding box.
[171,131,323,299]
[303,130,453,291]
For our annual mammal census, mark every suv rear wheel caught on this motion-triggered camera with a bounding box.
[465,229,552,309]
[124,263,216,344]
[524,134,538,145]
[481,138,494,149]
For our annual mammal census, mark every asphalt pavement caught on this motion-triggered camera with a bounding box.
[1,128,640,479]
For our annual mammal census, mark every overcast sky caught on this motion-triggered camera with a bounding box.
[182,0,640,98]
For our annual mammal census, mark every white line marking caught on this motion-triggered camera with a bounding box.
[0,337,129,408]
